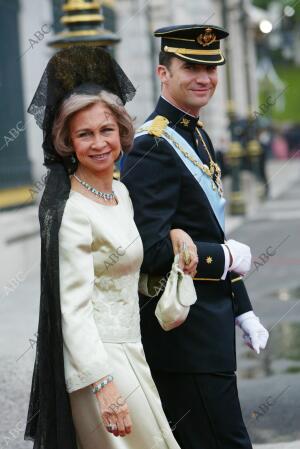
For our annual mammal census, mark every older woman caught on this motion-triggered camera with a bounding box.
[24,47,196,449]
[56,88,183,449]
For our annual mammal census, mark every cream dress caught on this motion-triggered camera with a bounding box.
[58,180,180,449]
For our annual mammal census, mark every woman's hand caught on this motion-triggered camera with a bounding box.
[95,381,132,437]
[170,228,198,277]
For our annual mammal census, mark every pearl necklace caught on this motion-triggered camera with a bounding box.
[73,174,116,202]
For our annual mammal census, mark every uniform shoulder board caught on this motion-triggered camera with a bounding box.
[197,120,204,128]
[148,115,169,137]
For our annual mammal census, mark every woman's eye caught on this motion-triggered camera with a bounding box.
[102,128,114,132]
[78,131,91,137]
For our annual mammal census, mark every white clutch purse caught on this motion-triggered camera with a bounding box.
[139,255,197,331]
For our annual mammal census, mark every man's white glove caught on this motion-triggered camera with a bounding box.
[225,239,252,276]
[236,311,269,354]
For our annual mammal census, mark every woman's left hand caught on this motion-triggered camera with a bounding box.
[94,380,132,437]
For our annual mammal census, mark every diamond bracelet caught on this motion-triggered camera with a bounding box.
[91,375,114,394]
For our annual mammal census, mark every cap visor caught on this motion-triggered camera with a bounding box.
[173,52,226,65]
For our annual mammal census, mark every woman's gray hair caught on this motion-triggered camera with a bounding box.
[52,90,134,157]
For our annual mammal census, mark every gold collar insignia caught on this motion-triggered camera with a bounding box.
[180,117,190,127]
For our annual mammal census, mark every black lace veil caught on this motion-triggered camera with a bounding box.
[24,46,136,449]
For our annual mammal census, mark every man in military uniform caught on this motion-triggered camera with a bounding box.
[122,25,269,449]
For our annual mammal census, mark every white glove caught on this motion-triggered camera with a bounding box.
[236,311,269,354]
[225,239,252,276]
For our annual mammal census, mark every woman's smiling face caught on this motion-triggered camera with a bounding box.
[69,101,121,174]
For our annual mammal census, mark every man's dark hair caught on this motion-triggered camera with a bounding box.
[158,51,175,69]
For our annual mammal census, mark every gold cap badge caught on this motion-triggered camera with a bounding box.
[197,28,217,47]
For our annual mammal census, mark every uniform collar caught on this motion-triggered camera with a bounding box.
[155,96,200,132]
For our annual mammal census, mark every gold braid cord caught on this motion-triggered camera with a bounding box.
[137,118,223,197]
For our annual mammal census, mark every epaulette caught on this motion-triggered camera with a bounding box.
[148,115,169,137]
[197,120,204,128]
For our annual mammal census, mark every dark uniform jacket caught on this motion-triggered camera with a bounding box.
[121,96,252,373]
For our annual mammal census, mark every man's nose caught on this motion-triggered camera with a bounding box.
[195,71,210,84]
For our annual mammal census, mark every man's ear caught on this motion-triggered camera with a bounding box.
[157,65,169,84]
